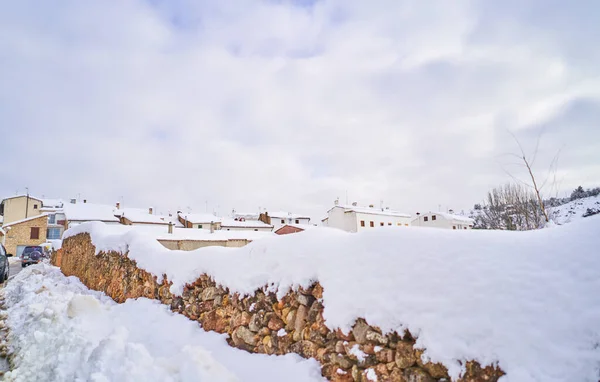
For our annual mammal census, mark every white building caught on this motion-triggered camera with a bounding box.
[266,211,311,231]
[177,212,222,230]
[63,201,121,229]
[412,211,474,230]
[323,202,412,233]
[220,218,273,232]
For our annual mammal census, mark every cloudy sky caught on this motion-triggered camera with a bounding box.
[1,0,599,219]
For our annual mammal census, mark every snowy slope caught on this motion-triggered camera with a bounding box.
[2,265,323,382]
[548,194,600,225]
[64,217,600,381]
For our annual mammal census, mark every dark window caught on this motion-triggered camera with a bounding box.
[453,226,456,230]
[432,215,436,221]
[464,227,467,230]
[295,219,299,224]
[388,222,392,226]
[198,225,203,229]
[380,222,384,226]
[33,204,38,209]
[370,221,374,227]
[360,220,365,227]
[281,219,285,224]
[424,216,429,222]
[30,227,40,239]
[254,229,258,231]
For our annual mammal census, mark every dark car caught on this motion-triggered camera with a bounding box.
[0,244,11,281]
[21,246,46,267]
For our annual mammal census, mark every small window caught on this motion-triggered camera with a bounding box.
[388,222,392,226]
[424,216,428,222]
[48,214,56,224]
[295,219,299,224]
[47,227,61,240]
[464,227,467,230]
[254,229,258,231]
[453,226,456,230]
[281,219,285,224]
[380,222,384,226]
[432,215,436,221]
[370,221,374,227]
[360,220,365,227]
[33,204,38,209]
[198,225,203,229]
[405,224,409,226]
[30,227,40,240]
[397,223,401,226]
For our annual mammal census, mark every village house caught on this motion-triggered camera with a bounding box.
[0,195,44,225]
[116,205,172,227]
[220,218,273,232]
[178,212,222,231]
[1,214,49,256]
[62,200,121,229]
[258,211,311,231]
[323,200,412,233]
[412,211,475,230]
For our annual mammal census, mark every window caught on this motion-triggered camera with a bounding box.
[47,228,61,240]
[198,225,203,229]
[453,226,456,230]
[464,227,467,230]
[380,222,384,226]
[360,220,365,227]
[295,219,299,224]
[33,204,38,209]
[370,221,374,227]
[281,219,285,224]
[397,223,401,226]
[405,224,409,226]
[254,229,258,231]
[424,216,428,222]
[30,227,40,240]
[432,215,436,221]
[388,222,392,226]
[48,214,56,224]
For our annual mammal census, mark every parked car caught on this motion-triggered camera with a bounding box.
[0,244,11,281]
[21,246,47,267]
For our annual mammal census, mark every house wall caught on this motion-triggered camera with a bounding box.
[354,212,412,232]
[412,213,473,230]
[221,226,272,232]
[325,207,357,232]
[269,217,310,231]
[2,215,48,255]
[1,196,43,225]
[158,239,250,250]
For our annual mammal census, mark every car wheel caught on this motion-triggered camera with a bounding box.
[21,263,26,268]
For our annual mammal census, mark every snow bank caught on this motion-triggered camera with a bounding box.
[549,194,600,225]
[2,265,323,382]
[63,217,600,381]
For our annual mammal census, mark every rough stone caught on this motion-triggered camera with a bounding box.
[233,326,257,346]
[403,367,434,382]
[352,319,370,344]
[396,342,417,369]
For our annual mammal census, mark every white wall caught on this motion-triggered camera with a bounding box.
[412,213,473,230]
[325,207,357,232]
[221,226,272,232]
[354,212,412,232]
[270,216,310,231]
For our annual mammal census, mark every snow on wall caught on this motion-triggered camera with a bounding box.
[62,217,600,381]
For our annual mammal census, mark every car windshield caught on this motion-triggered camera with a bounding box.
[23,247,42,254]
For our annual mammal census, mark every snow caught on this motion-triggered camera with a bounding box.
[2,264,324,382]
[63,203,120,223]
[62,217,600,381]
[267,211,311,220]
[365,368,378,381]
[330,204,411,218]
[549,194,600,225]
[221,219,273,229]
[349,344,367,362]
[41,198,64,209]
[277,329,287,337]
[434,212,474,224]
[116,207,171,225]
[178,212,222,224]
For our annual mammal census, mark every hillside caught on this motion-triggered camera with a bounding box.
[548,194,600,225]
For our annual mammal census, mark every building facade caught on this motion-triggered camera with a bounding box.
[0,195,44,225]
[412,212,474,230]
[324,202,412,233]
[1,214,49,256]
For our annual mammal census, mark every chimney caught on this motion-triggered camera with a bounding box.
[149,207,153,215]
[416,212,421,216]
[210,221,215,234]
[168,222,173,234]
[449,209,454,215]
[352,202,357,206]
[70,199,76,204]
[334,199,339,206]
[116,202,120,209]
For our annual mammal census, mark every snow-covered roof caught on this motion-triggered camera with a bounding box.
[331,204,411,218]
[63,203,120,223]
[2,213,49,228]
[232,212,260,220]
[178,212,222,224]
[220,219,273,229]
[433,212,474,224]
[275,224,319,232]
[41,198,64,209]
[268,211,311,220]
[117,208,170,225]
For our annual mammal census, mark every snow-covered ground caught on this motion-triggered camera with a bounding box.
[548,194,600,225]
[64,216,600,381]
[2,265,323,382]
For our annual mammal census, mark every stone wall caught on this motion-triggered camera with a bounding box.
[56,233,504,382]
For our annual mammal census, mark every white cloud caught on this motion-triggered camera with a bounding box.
[1,0,599,219]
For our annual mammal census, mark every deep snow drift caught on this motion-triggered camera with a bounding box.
[549,194,600,224]
[2,265,323,382]
[64,216,600,381]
